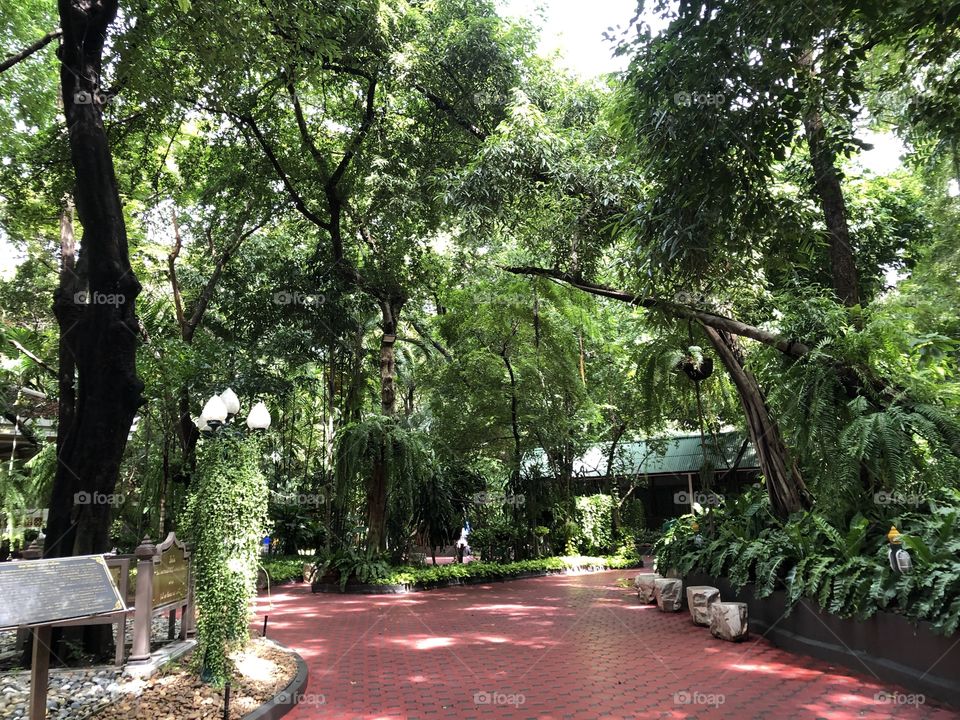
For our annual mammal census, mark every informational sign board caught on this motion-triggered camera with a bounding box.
[152,533,189,608]
[0,555,125,630]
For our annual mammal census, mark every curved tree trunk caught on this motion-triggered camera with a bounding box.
[701,325,810,517]
[46,0,145,561]
[43,0,145,658]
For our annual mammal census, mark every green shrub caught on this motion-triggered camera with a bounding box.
[309,551,642,588]
[260,556,305,586]
[470,521,517,563]
[315,546,392,590]
[654,486,960,634]
[574,494,615,554]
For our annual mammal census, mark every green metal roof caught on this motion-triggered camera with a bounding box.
[525,431,758,479]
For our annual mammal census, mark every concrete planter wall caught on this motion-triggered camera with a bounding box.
[685,572,960,708]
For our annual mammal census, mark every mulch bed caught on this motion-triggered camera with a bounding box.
[91,637,297,720]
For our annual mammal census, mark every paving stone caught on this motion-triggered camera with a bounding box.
[255,573,956,720]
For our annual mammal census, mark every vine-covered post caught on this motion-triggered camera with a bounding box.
[183,392,270,685]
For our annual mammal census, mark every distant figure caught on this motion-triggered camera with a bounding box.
[455,524,471,563]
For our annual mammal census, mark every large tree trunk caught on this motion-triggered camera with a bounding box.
[48,197,80,555]
[606,418,627,536]
[803,110,860,307]
[43,0,145,658]
[701,326,810,517]
[365,297,404,552]
[502,352,526,558]
[798,51,860,307]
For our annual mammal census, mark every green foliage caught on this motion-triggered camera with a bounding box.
[656,487,960,634]
[183,429,268,685]
[469,520,518,564]
[333,415,434,554]
[314,546,393,590]
[369,551,641,586]
[572,494,615,555]
[759,288,960,514]
[259,556,306,586]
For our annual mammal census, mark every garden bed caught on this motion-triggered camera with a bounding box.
[685,572,960,708]
[88,638,305,720]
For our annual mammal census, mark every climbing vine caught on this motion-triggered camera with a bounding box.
[183,428,268,685]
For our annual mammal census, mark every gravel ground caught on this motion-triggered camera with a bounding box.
[0,614,185,719]
[91,638,297,720]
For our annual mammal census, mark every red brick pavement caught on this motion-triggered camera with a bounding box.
[254,570,959,720]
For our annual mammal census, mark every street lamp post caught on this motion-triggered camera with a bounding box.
[197,388,271,436]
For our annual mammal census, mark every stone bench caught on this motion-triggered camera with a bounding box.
[710,601,748,641]
[654,577,683,612]
[685,585,720,626]
[635,572,658,604]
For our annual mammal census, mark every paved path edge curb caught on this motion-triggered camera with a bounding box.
[240,642,309,720]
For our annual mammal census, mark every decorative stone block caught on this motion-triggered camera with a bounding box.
[654,577,683,612]
[635,573,658,604]
[685,585,720,626]
[710,601,749,641]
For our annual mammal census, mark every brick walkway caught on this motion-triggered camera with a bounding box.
[256,570,958,719]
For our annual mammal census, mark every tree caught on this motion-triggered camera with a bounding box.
[44,1,144,568]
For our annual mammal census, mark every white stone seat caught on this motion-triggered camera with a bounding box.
[654,577,683,612]
[685,585,720,626]
[709,601,749,641]
[635,572,658,604]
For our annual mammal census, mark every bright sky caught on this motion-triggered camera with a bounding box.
[501,0,640,77]
[500,0,905,174]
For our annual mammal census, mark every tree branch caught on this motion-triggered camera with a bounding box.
[2,410,40,446]
[168,210,187,332]
[286,77,330,175]
[328,73,377,190]
[409,319,452,360]
[413,82,488,140]
[234,113,332,233]
[8,339,58,378]
[0,29,62,75]
[504,266,810,358]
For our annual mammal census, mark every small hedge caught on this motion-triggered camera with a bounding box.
[262,552,641,590]
[365,552,640,586]
[260,556,306,586]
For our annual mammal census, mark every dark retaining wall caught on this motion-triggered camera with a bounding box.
[685,572,960,708]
